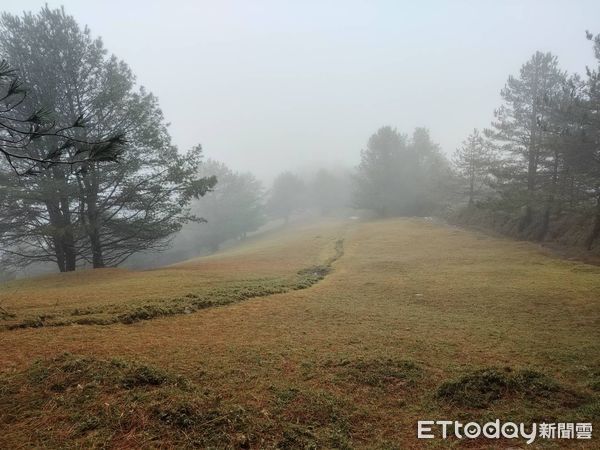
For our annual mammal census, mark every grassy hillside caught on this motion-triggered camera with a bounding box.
[0,218,598,448]
[0,220,346,329]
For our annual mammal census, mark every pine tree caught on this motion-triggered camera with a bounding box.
[354,126,450,216]
[267,172,305,223]
[0,7,215,270]
[0,60,123,174]
[452,129,494,206]
[353,126,409,216]
[575,33,600,248]
[310,169,349,215]
[487,51,566,233]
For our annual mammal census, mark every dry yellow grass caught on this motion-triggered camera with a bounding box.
[0,219,346,328]
[0,218,598,448]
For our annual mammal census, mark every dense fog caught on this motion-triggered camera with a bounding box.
[1,1,600,277]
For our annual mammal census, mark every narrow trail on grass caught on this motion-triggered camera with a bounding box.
[2,223,348,331]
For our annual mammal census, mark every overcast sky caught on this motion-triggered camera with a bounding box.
[4,1,600,180]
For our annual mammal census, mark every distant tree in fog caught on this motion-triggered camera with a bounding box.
[452,129,495,206]
[310,168,349,215]
[409,127,453,214]
[353,126,408,216]
[353,126,451,216]
[190,160,265,252]
[267,171,305,223]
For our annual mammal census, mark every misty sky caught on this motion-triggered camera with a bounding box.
[4,0,600,181]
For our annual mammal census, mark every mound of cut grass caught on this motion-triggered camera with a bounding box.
[272,386,353,449]
[0,354,261,448]
[436,367,583,409]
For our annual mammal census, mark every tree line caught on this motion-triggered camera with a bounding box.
[3,6,599,276]
[453,37,600,250]
[353,126,453,217]
[354,35,600,251]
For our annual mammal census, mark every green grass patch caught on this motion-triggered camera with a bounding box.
[2,235,345,331]
[6,258,342,330]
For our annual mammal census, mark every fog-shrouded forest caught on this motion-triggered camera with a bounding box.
[0,2,599,449]
[2,6,600,276]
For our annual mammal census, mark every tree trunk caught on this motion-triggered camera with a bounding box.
[63,232,77,272]
[521,73,540,233]
[69,88,105,268]
[586,191,600,251]
[45,199,72,272]
[521,141,537,232]
[86,188,105,269]
[53,235,66,273]
[537,150,559,241]
[83,166,105,268]
[60,195,77,271]
[89,229,105,268]
[468,174,475,206]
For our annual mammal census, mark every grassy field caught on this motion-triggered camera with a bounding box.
[0,218,598,448]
